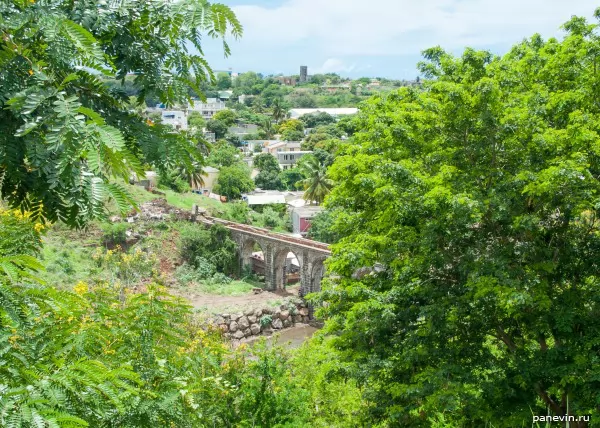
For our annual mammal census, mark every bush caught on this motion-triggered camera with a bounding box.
[158,171,191,193]
[209,272,232,285]
[178,223,238,276]
[100,222,128,245]
[259,314,273,328]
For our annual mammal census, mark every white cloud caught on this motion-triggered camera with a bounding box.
[232,0,597,57]
[312,58,357,74]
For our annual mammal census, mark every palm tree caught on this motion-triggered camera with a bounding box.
[260,118,275,139]
[297,155,334,205]
[271,97,286,124]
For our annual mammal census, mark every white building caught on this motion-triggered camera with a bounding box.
[160,110,187,130]
[188,98,227,119]
[277,151,312,170]
[288,108,358,119]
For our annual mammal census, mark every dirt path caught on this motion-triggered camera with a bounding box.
[175,284,302,314]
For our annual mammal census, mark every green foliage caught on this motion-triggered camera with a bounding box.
[187,110,206,130]
[259,314,273,328]
[0,0,241,227]
[100,222,128,246]
[206,119,229,139]
[178,223,238,276]
[212,109,237,127]
[158,170,192,193]
[254,153,283,190]
[207,140,240,168]
[298,155,334,205]
[299,111,336,128]
[279,168,304,190]
[214,164,255,200]
[253,153,280,172]
[316,15,600,426]
[306,209,342,244]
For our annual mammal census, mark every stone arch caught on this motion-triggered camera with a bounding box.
[309,258,327,294]
[239,237,267,277]
[273,247,303,290]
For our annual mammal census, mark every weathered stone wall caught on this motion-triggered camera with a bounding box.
[212,300,311,341]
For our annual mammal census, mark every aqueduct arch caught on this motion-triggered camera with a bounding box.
[194,213,331,295]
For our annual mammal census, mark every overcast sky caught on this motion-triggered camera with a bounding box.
[201,0,599,79]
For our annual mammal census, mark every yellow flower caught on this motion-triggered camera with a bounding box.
[74,281,88,295]
[34,222,45,232]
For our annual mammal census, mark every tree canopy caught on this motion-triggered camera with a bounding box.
[0,0,241,227]
[316,15,600,426]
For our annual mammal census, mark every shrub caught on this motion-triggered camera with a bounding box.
[209,272,232,285]
[100,222,128,246]
[178,223,238,276]
[259,314,273,328]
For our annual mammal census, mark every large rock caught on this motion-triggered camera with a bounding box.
[283,319,292,328]
[243,328,251,337]
[254,308,263,317]
[248,315,257,324]
[238,316,250,329]
[233,313,244,321]
[233,330,245,339]
[215,316,225,325]
[293,315,302,324]
[280,310,290,321]
[244,308,254,316]
[272,318,283,330]
[262,327,273,336]
[302,316,310,323]
[250,324,261,335]
[219,324,229,333]
[229,321,239,333]
[298,308,309,316]
[262,307,273,315]
[221,314,231,321]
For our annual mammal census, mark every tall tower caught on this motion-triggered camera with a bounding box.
[300,65,308,83]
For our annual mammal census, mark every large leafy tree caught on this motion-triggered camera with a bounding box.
[214,164,254,200]
[254,153,283,190]
[0,0,241,226]
[317,14,600,427]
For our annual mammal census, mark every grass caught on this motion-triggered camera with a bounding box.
[193,279,260,296]
[40,223,104,288]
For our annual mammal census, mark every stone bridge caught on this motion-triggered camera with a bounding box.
[194,213,330,296]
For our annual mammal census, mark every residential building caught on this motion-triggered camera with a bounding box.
[228,123,259,137]
[188,98,226,119]
[203,130,216,143]
[264,141,302,155]
[277,151,312,170]
[291,206,324,236]
[160,110,187,130]
[288,108,358,119]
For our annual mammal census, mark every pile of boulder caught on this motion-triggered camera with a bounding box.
[111,199,191,223]
[213,300,311,341]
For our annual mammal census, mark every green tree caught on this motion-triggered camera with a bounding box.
[299,111,335,128]
[253,153,282,190]
[207,140,240,168]
[279,168,303,190]
[0,0,241,227]
[253,153,280,172]
[259,118,276,139]
[213,109,237,127]
[298,155,333,205]
[271,97,287,124]
[316,15,600,426]
[214,164,254,200]
[216,72,232,90]
[206,119,229,139]
[187,110,206,130]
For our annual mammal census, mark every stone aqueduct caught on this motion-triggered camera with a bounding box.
[194,211,330,296]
